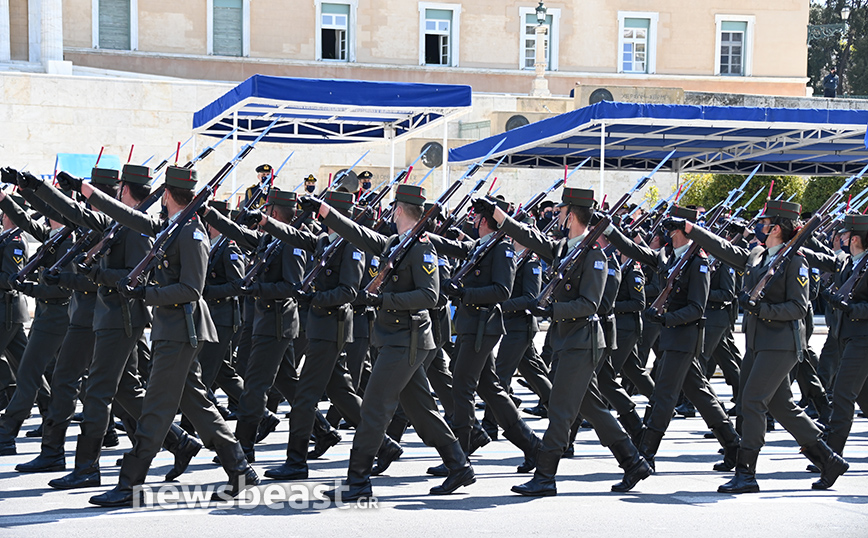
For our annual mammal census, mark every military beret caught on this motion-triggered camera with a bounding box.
[395,184,426,206]
[557,187,596,208]
[121,164,152,185]
[265,188,297,208]
[840,213,868,233]
[91,167,120,186]
[756,200,801,221]
[670,205,699,222]
[323,190,354,213]
[165,166,197,190]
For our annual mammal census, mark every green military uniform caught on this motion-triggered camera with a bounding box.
[502,187,649,496]
[0,206,30,436]
[322,184,474,500]
[610,259,655,399]
[0,191,72,455]
[88,165,254,507]
[607,205,736,472]
[686,200,842,493]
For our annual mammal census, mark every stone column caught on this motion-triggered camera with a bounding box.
[1,0,11,61]
[531,24,551,97]
[41,0,71,74]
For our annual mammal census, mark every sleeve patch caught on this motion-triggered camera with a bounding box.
[423,253,436,264]
[230,253,239,261]
[811,267,820,274]
[593,260,605,270]
[505,250,514,258]
[635,276,643,283]
[699,265,708,273]
[192,231,205,241]
[13,249,22,256]
[438,258,447,267]
[352,251,363,261]
[608,268,616,276]
[293,248,305,257]
[371,257,379,267]
[533,267,541,275]
[799,267,809,278]
[729,267,735,274]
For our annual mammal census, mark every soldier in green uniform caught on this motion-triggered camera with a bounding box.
[248,190,401,481]
[675,200,847,493]
[0,195,29,414]
[79,165,257,506]
[303,184,475,500]
[484,189,652,496]
[605,205,739,474]
[14,167,114,473]
[33,167,200,490]
[0,184,72,455]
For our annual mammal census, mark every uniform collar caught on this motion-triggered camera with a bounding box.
[567,231,588,250]
[852,250,867,265]
[328,231,339,243]
[168,209,183,224]
[673,242,691,258]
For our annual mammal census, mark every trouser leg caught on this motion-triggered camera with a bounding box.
[326,352,364,427]
[451,334,500,440]
[680,355,729,428]
[287,338,341,461]
[235,336,292,424]
[579,378,630,447]
[817,331,841,392]
[517,341,552,404]
[646,350,696,435]
[595,353,636,415]
[539,348,598,455]
[426,347,455,418]
[1,327,65,424]
[828,337,868,452]
[343,337,369,392]
[44,326,95,440]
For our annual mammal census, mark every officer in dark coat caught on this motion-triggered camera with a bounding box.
[486,188,652,496]
[606,205,738,473]
[679,200,846,493]
[0,186,72,455]
[242,164,272,209]
[81,165,257,506]
[309,184,475,500]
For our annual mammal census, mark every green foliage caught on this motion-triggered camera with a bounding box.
[807,1,868,96]
[642,184,660,206]
[801,175,868,213]
[679,173,806,214]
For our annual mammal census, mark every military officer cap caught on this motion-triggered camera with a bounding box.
[756,200,801,221]
[323,190,355,214]
[333,170,359,194]
[209,199,230,216]
[359,171,373,180]
[557,187,597,208]
[256,164,272,174]
[91,167,120,186]
[265,188,297,208]
[304,174,317,183]
[670,205,699,222]
[165,166,198,190]
[840,213,868,233]
[395,184,426,206]
[121,163,152,185]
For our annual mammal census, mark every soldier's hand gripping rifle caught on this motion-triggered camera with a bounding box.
[46,228,101,276]
[536,150,674,309]
[14,225,77,284]
[745,164,868,306]
[365,139,506,294]
[120,120,278,289]
[77,132,236,271]
[449,161,587,287]
[648,168,757,314]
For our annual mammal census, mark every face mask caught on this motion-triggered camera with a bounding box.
[661,233,672,248]
[753,222,768,245]
[306,184,316,193]
[841,236,852,255]
[388,222,398,235]
[469,223,480,240]
[362,181,371,190]
[559,215,571,237]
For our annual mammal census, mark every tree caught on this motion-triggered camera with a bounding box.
[680,173,806,213]
[808,1,868,96]
[801,175,868,213]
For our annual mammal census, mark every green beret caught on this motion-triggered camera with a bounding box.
[91,167,119,186]
[121,164,152,185]
[558,187,596,208]
[265,188,297,208]
[671,205,699,222]
[756,200,801,221]
[323,190,354,213]
[395,184,426,206]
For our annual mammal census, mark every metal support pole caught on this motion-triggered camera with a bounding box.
[599,122,606,197]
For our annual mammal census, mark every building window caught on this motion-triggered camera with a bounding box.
[715,15,754,76]
[617,11,658,74]
[213,0,243,56]
[321,3,350,61]
[523,13,550,69]
[95,0,136,50]
[418,3,461,67]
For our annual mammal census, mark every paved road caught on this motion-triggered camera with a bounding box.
[0,331,865,538]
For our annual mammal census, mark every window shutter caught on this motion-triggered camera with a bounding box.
[98,0,131,50]
[214,0,243,57]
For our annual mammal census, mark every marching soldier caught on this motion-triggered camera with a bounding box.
[300,184,475,500]
[605,205,739,474]
[483,189,652,495]
[675,200,847,493]
[77,165,257,506]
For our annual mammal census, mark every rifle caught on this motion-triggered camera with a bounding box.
[120,120,278,289]
[449,162,587,287]
[47,228,101,276]
[15,225,76,284]
[365,139,506,294]
[647,172,754,314]
[434,152,506,235]
[746,164,868,306]
[632,175,696,238]
[289,151,369,228]
[537,150,674,308]
[152,135,194,175]
[241,238,280,287]
[833,252,868,307]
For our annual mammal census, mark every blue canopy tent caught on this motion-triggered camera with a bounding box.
[193,75,472,192]
[448,101,868,196]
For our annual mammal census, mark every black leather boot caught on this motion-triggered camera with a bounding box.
[718,448,760,494]
[102,423,119,448]
[163,425,203,481]
[511,449,560,496]
[89,453,151,507]
[25,422,44,438]
[812,394,833,428]
[711,421,740,472]
[324,449,374,502]
[802,440,849,490]
[16,421,66,472]
[371,435,404,476]
[264,434,309,480]
[430,440,476,495]
[212,442,260,500]
[481,417,499,441]
[617,409,646,447]
[562,417,581,458]
[49,435,102,489]
[0,416,23,455]
[502,420,541,473]
[385,415,409,443]
[309,412,341,460]
[235,420,258,463]
[255,411,281,444]
[609,438,652,492]
[468,421,491,455]
[637,428,664,473]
